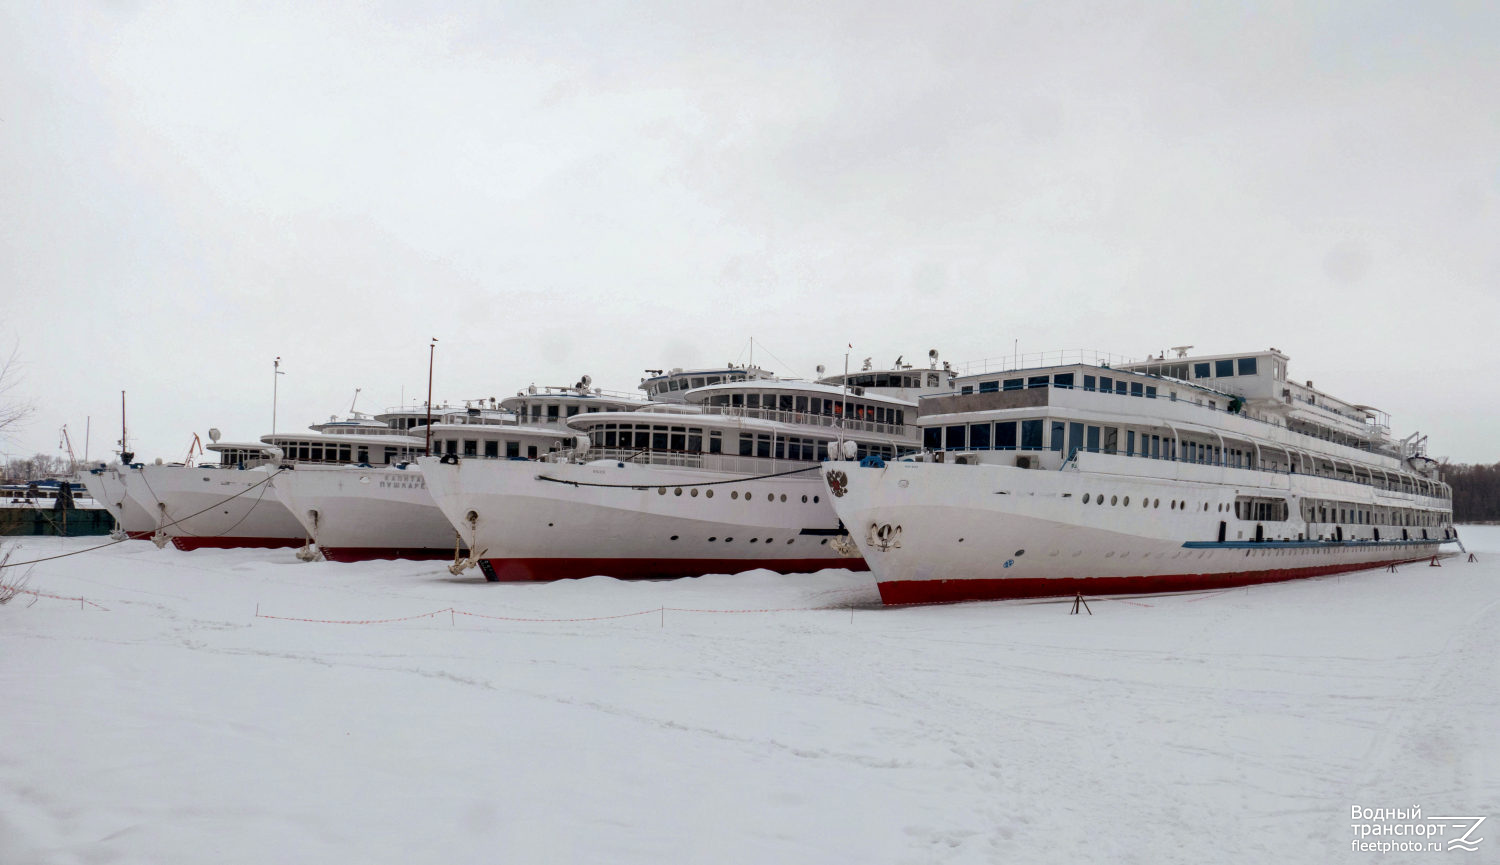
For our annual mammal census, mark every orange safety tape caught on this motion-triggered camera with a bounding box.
[0,583,109,609]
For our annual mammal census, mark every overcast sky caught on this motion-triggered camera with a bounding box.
[3,1,1497,466]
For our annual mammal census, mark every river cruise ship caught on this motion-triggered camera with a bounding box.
[420,359,951,581]
[122,408,437,551]
[822,348,1457,604]
[272,384,651,562]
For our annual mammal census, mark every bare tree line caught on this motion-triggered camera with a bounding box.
[1443,462,1500,523]
[4,453,75,481]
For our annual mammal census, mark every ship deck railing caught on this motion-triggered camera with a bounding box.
[925,444,1449,502]
[447,446,841,478]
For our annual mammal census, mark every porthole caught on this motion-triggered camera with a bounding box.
[1097,495,1104,506]
[731,491,739,499]
[725,537,734,542]
[813,495,820,504]
[750,538,758,543]
[1083,493,1091,504]
[1110,495,1118,506]
[1123,496,1130,506]
[705,489,713,498]
[658,487,666,495]
[1014,549,1025,557]
[786,539,794,545]
[1170,500,1176,510]
[674,488,683,496]
[690,488,699,497]
[767,493,774,502]
[958,538,965,543]
[820,539,828,545]
[765,538,774,544]
[670,535,679,541]
[801,495,808,503]
[1203,502,1208,511]
[1154,499,1160,508]
[708,536,717,542]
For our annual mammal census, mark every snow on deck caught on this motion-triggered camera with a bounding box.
[2,528,1497,864]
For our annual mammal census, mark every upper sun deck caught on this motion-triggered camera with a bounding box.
[815,353,958,402]
[568,376,918,441]
[639,364,776,402]
[499,383,650,428]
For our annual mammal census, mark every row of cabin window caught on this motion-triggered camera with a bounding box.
[270,443,414,464]
[589,424,895,461]
[925,420,1267,468]
[962,373,1159,399]
[1299,499,1450,528]
[519,402,608,423]
[703,392,906,426]
[839,373,940,389]
[438,440,548,459]
[1233,497,1290,522]
[1133,357,1259,380]
[653,372,755,395]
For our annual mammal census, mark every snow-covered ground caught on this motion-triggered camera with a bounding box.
[3,528,1497,864]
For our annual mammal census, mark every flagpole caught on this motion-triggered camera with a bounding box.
[272,357,285,435]
[426,338,438,456]
[840,346,850,456]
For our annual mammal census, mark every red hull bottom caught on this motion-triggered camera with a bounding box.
[876,555,1446,605]
[170,536,304,552]
[126,530,154,540]
[479,556,869,582]
[320,546,465,563]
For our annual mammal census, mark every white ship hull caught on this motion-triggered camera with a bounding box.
[125,465,306,551]
[824,453,1456,605]
[418,456,865,581]
[81,468,156,538]
[271,464,464,562]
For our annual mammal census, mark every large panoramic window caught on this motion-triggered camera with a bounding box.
[1021,419,1043,450]
[1194,362,1210,378]
[1238,357,1258,375]
[1215,359,1234,377]
[996,421,1017,450]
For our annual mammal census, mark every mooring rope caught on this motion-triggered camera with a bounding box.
[0,468,286,569]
